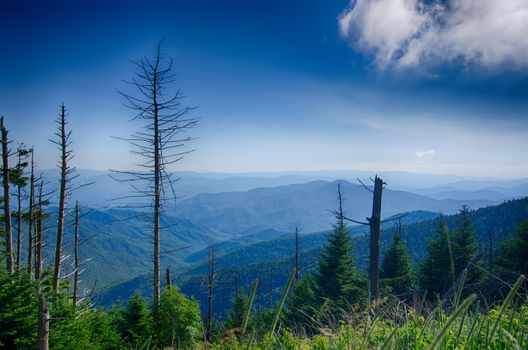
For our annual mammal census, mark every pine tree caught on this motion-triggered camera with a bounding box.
[118,292,150,345]
[418,216,454,296]
[225,292,249,330]
[453,206,481,282]
[380,231,414,298]
[497,220,528,275]
[315,184,367,308]
[286,275,319,331]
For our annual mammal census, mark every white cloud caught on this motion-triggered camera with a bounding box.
[338,0,528,70]
[415,149,435,157]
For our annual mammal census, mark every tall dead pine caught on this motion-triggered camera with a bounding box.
[206,245,215,341]
[73,201,80,304]
[27,149,35,276]
[34,180,45,280]
[112,41,197,316]
[1,117,14,273]
[50,103,74,292]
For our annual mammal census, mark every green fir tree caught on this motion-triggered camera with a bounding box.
[380,230,414,298]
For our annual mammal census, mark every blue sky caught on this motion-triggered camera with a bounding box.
[1,0,527,177]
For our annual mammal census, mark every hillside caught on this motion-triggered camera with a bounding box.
[169,180,495,235]
[96,198,528,314]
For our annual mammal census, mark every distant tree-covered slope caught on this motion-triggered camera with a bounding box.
[96,198,527,315]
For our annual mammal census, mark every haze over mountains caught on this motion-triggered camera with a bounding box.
[40,169,528,208]
[30,168,527,295]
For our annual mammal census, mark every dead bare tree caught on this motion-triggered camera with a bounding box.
[368,176,384,299]
[206,244,216,341]
[50,103,77,292]
[1,116,14,273]
[37,295,50,350]
[12,144,30,272]
[111,41,198,315]
[295,226,300,282]
[341,176,387,300]
[72,201,80,304]
[34,179,46,281]
[166,267,172,289]
[26,148,35,276]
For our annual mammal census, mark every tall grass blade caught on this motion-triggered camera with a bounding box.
[380,326,397,350]
[488,274,525,342]
[242,278,259,336]
[453,269,467,309]
[429,294,477,350]
[270,269,296,335]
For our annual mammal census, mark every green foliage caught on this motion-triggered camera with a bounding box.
[226,292,249,330]
[49,301,125,350]
[452,206,482,283]
[0,269,38,350]
[117,292,151,346]
[380,231,414,298]
[0,268,124,350]
[418,216,455,296]
[157,286,203,349]
[498,220,528,274]
[286,275,320,330]
[315,206,367,309]
[201,290,528,349]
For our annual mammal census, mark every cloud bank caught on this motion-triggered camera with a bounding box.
[338,0,528,70]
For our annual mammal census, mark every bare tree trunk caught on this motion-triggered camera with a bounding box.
[27,150,35,276]
[295,227,300,282]
[206,245,215,341]
[152,52,161,315]
[73,201,79,305]
[37,295,49,350]
[257,276,262,316]
[34,180,44,280]
[52,103,69,292]
[15,156,22,272]
[488,230,493,273]
[368,176,384,300]
[269,266,273,307]
[1,117,14,274]
[166,267,171,289]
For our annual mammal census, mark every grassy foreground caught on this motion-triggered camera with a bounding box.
[196,276,527,350]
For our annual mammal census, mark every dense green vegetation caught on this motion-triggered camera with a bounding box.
[2,161,528,349]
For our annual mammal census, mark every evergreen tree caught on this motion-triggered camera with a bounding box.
[453,206,482,283]
[285,274,320,332]
[315,185,367,308]
[118,292,150,346]
[225,292,249,330]
[497,220,528,275]
[380,231,414,298]
[418,216,454,296]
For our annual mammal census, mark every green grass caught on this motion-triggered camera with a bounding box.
[197,276,527,350]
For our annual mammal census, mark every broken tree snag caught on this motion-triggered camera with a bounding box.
[368,175,384,300]
[37,295,49,350]
[166,267,171,289]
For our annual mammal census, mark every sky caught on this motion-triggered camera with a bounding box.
[1,0,527,178]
